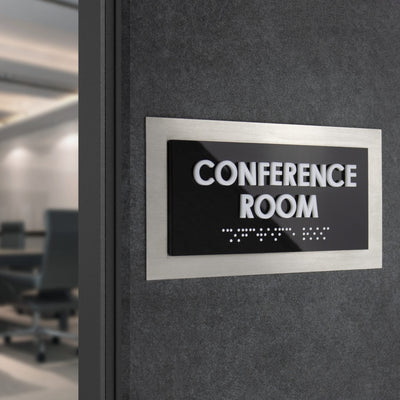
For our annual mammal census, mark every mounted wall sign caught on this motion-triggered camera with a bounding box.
[146,117,382,280]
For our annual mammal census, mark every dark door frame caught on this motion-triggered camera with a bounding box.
[79,0,123,398]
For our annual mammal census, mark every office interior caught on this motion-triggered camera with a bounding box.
[0,1,78,399]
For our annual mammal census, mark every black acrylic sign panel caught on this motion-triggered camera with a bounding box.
[168,140,368,256]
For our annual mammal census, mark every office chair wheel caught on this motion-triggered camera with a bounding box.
[36,352,46,363]
[4,336,11,345]
[52,337,60,345]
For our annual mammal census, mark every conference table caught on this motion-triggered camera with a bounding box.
[0,248,43,268]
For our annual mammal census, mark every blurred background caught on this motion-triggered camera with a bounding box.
[0,0,78,399]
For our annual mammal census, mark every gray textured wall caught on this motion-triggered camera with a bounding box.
[123,1,400,399]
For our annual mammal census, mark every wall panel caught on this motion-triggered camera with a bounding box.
[123,1,400,398]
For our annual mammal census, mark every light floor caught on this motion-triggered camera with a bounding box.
[0,305,78,400]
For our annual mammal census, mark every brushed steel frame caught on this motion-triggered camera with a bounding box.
[146,117,382,280]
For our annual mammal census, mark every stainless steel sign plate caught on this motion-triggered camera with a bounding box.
[146,117,382,280]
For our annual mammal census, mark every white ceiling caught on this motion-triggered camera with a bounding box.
[0,0,78,127]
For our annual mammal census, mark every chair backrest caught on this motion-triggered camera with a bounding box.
[39,210,78,291]
[1,222,25,249]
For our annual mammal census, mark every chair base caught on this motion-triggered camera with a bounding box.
[0,310,78,362]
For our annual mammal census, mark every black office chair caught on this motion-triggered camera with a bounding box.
[1,222,25,249]
[0,210,78,362]
[0,279,18,305]
[1,221,34,276]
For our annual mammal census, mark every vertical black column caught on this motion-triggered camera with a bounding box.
[79,0,116,398]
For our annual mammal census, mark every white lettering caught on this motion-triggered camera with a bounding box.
[276,194,297,218]
[310,164,327,187]
[215,160,237,186]
[345,164,357,187]
[193,160,215,186]
[298,163,310,187]
[283,162,297,186]
[239,194,254,218]
[270,162,283,186]
[238,162,257,186]
[296,194,319,218]
[254,194,276,219]
[327,163,344,187]
[257,162,270,186]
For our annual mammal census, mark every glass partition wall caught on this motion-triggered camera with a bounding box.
[0,1,78,399]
